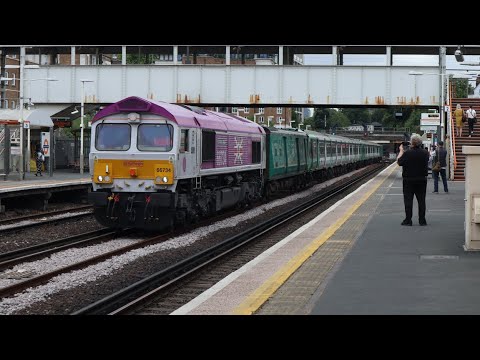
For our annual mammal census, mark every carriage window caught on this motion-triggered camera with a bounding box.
[180,129,189,153]
[202,131,215,161]
[96,124,131,151]
[138,124,173,152]
[252,141,261,163]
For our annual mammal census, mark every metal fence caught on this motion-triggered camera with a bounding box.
[0,125,5,177]
[55,139,75,169]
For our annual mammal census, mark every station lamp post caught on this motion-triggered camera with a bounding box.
[295,109,304,127]
[267,116,273,127]
[79,79,94,174]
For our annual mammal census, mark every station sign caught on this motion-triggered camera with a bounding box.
[41,132,50,157]
[23,121,30,129]
[420,125,438,131]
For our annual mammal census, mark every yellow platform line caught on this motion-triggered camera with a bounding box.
[233,164,398,315]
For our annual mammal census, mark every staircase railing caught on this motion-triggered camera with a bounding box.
[449,83,457,180]
[448,109,456,180]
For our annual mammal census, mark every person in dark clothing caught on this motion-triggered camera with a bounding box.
[466,105,476,137]
[432,141,448,193]
[35,143,44,176]
[397,134,429,226]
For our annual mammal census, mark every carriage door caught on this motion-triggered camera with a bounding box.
[295,137,300,171]
[178,129,198,178]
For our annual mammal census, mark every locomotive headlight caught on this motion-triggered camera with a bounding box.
[104,175,111,182]
[162,176,168,183]
[155,176,162,183]
[98,175,103,182]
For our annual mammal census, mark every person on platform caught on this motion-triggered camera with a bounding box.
[466,105,477,137]
[35,143,44,177]
[428,145,436,176]
[432,141,449,194]
[397,134,429,226]
[454,103,465,138]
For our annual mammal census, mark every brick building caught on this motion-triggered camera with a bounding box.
[0,55,20,109]
[211,106,294,127]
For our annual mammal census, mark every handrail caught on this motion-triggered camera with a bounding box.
[448,109,456,180]
[449,82,457,180]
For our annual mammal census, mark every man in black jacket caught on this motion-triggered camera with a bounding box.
[397,134,429,226]
[432,141,448,193]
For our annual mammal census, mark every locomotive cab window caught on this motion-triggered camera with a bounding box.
[137,124,173,152]
[180,129,189,153]
[95,123,131,151]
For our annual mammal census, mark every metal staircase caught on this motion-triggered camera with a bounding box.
[450,98,480,181]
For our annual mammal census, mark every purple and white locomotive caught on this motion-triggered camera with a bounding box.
[88,96,266,230]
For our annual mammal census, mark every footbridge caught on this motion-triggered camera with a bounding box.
[1,44,468,108]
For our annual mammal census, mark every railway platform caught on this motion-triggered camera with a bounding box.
[0,170,91,212]
[172,162,479,315]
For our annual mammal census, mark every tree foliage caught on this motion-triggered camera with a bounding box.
[308,106,421,131]
[119,54,160,65]
[452,78,468,98]
[404,109,422,134]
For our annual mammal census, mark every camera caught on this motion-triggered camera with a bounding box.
[401,141,410,147]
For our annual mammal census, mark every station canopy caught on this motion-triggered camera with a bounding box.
[0,107,64,128]
[50,104,101,128]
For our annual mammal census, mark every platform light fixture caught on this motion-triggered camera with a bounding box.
[455,46,465,63]
[79,79,95,174]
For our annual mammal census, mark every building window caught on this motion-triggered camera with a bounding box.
[259,116,264,123]
[277,117,283,124]
[232,107,238,113]
[258,107,264,114]
[4,100,8,109]
[4,72,8,85]
[12,74,16,87]
[244,107,250,114]
[11,101,16,109]
[277,107,283,115]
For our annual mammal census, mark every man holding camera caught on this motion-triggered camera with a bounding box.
[397,134,429,226]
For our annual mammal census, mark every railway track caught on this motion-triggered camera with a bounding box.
[0,228,115,271]
[71,163,385,315]
[0,206,94,234]
[0,190,274,304]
